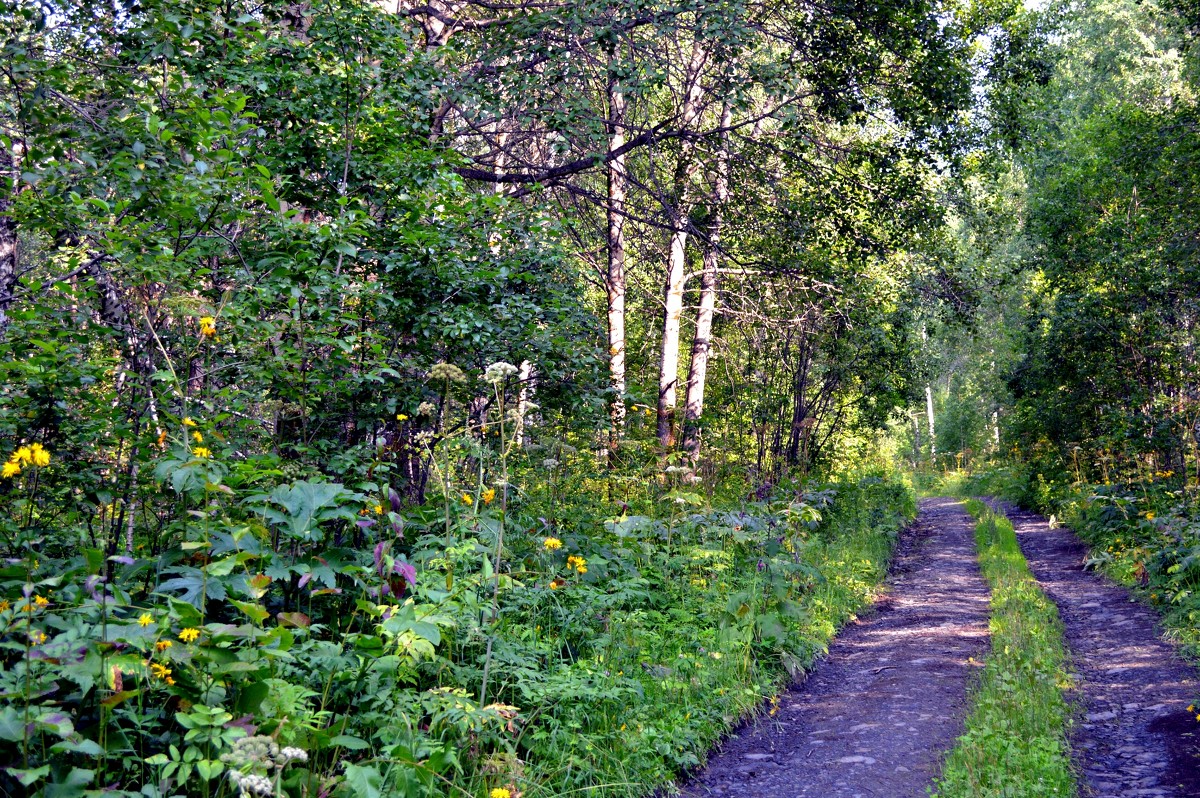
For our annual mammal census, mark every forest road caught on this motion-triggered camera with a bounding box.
[676,497,991,798]
[986,499,1200,798]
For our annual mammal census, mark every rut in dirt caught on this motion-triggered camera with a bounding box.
[677,497,990,798]
[988,500,1200,798]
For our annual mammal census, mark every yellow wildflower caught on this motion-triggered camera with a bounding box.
[192,446,211,459]
[33,595,49,608]
[1,460,19,478]
[191,431,203,443]
[543,537,563,551]
[156,429,167,448]
[198,316,216,337]
[461,493,473,506]
[183,417,196,427]
[482,487,496,505]
[1145,511,1156,520]
[374,504,384,515]
[29,630,47,646]
[12,446,32,466]
[28,443,49,467]
[567,555,587,574]
[150,662,172,681]
[0,600,9,612]
[138,613,154,627]
[490,789,512,798]
[179,628,201,643]
[155,640,173,651]
[396,413,408,421]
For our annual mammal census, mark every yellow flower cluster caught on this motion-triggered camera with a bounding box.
[192,446,212,459]
[150,662,175,686]
[156,640,173,651]
[567,555,587,575]
[179,627,201,643]
[542,537,563,551]
[490,788,512,798]
[3,443,50,478]
[198,316,217,338]
[482,487,496,505]
[461,492,473,506]
[138,613,154,627]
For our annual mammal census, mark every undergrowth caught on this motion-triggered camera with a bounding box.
[934,499,1076,798]
[0,418,915,798]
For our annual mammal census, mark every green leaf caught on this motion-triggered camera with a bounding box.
[50,737,105,757]
[36,711,75,738]
[330,734,371,751]
[230,599,269,624]
[195,759,224,780]
[5,766,50,787]
[342,763,383,798]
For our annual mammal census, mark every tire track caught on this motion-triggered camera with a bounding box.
[677,498,991,798]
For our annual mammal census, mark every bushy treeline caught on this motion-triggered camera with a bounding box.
[911,0,1200,480]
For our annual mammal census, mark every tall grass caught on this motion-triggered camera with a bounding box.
[934,500,1077,798]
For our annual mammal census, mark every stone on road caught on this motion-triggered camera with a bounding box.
[677,497,991,798]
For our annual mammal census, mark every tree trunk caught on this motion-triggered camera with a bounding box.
[925,383,937,463]
[911,412,922,466]
[656,41,706,450]
[606,78,628,465]
[657,213,690,448]
[682,102,732,463]
[515,359,536,447]
[0,141,18,340]
[785,337,814,466]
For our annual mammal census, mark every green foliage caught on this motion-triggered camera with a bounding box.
[935,501,1076,798]
[0,419,915,797]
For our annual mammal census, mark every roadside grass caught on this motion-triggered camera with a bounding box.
[520,482,915,796]
[934,499,1077,798]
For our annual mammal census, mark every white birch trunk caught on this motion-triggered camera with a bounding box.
[656,42,706,449]
[606,80,628,462]
[682,102,732,463]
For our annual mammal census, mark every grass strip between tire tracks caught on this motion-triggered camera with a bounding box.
[933,499,1077,798]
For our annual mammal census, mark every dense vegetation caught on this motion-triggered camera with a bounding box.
[4,0,1200,795]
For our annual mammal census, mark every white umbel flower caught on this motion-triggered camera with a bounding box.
[484,361,519,385]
